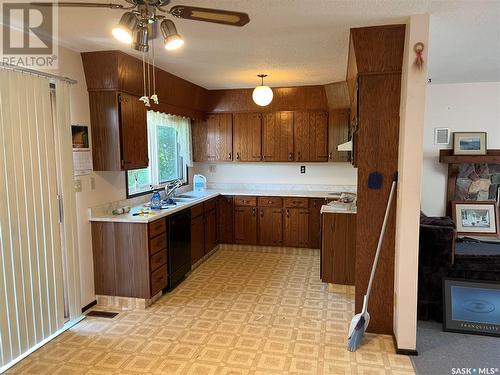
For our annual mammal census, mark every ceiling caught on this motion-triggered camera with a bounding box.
[50,0,500,89]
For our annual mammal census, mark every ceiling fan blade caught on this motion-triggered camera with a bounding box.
[31,2,126,9]
[169,5,250,27]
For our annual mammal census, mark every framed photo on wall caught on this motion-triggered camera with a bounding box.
[451,201,499,237]
[452,132,487,155]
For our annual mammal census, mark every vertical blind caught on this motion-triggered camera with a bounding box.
[0,69,80,370]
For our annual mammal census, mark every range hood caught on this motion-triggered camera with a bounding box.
[337,140,352,152]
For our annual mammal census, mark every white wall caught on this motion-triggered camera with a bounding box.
[393,14,429,352]
[422,82,500,216]
[192,162,357,186]
[52,47,126,308]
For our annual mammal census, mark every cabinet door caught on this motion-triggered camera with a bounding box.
[204,209,217,254]
[119,92,148,170]
[217,196,234,243]
[294,112,311,162]
[284,208,310,247]
[311,112,329,161]
[233,113,262,161]
[262,112,294,162]
[207,113,233,161]
[191,214,205,264]
[258,208,283,246]
[309,198,324,248]
[234,207,257,245]
[328,109,350,162]
[192,119,208,162]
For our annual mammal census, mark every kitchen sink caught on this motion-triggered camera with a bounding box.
[176,193,205,199]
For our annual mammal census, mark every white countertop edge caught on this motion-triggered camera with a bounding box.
[89,189,353,224]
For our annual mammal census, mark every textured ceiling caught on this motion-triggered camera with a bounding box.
[49,0,500,88]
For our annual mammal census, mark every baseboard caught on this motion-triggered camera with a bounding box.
[81,299,97,313]
[392,335,418,356]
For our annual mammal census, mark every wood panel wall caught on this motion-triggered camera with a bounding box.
[81,50,209,119]
[351,24,406,335]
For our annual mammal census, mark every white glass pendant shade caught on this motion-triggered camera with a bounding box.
[252,85,273,106]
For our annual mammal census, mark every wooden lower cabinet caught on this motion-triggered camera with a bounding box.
[309,198,324,248]
[234,206,258,245]
[191,207,205,265]
[284,208,311,247]
[91,217,168,299]
[321,212,356,285]
[258,207,283,246]
[204,203,217,254]
[216,196,234,243]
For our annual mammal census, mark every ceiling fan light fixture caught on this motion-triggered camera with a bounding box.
[252,74,273,107]
[160,19,184,50]
[132,26,149,52]
[112,12,137,44]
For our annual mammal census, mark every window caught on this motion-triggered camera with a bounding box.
[127,111,192,196]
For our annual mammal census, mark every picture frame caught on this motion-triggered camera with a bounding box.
[443,278,500,337]
[451,200,499,237]
[452,132,487,155]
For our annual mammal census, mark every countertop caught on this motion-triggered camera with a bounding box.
[89,189,350,224]
[320,205,357,214]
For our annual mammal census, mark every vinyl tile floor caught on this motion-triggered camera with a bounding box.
[8,247,415,374]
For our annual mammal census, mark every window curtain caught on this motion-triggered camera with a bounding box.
[0,69,81,371]
[147,111,193,167]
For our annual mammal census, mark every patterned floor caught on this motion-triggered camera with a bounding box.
[8,247,415,374]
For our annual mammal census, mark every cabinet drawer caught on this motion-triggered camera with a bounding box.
[150,249,167,272]
[149,232,166,255]
[204,199,216,213]
[257,196,283,208]
[191,203,204,219]
[234,196,257,206]
[284,197,309,208]
[149,218,166,238]
[151,265,168,296]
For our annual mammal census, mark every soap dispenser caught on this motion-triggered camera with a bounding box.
[150,190,162,210]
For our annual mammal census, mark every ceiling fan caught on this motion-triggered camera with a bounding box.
[32,0,251,52]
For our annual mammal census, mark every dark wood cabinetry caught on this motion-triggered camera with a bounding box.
[284,208,311,248]
[216,196,234,244]
[204,199,217,254]
[309,198,324,248]
[234,205,258,245]
[321,213,356,285]
[88,91,148,171]
[191,205,205,264]
[233,113,262,161]
[294,112,328,162]
[328,109,351,162]
[262,112,294,161]
[207,113,233,161]
[91,218,168,299]
[192,119,208,162]
[258,207,283,246]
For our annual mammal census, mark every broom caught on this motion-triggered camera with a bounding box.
[347,172,398,352]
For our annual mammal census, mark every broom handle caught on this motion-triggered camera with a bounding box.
[365,172,398,306]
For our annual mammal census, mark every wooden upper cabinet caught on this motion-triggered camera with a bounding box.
[294,112,328,162]
[89,91,148,171]
[192,119,208,162]
[328,109,351,162]
[233,113,262,161]
[262,111,294,162]
[207,113,233,162]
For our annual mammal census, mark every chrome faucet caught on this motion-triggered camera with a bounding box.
[164,179,183,199]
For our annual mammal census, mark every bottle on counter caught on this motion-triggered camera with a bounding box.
[150,190,162,210]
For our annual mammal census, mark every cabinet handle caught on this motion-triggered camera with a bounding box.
[228,152,232,160]
[286,209,290,217]
[328,152,333,160]
[236,152,240,160]
[268,200,272,204]
[288,152,293,160]
[260,209,264,217]
[252,208,256,216]
[297,152,301,160]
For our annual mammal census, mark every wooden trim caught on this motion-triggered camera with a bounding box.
[81,300,97,313]
[439,149,500,164]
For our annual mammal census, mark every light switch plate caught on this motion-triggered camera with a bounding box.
[74,179,82,192]
[300,166,306,174]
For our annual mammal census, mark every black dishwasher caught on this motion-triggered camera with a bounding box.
[167,210,191,291]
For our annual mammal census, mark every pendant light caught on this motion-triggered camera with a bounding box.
[112,12,137,44]
[252,74,273,106]
[160,20,185,50]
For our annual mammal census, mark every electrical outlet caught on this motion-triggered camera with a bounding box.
[209,164,217,173]
[300,166,306,174]
[90,177,96,190]
[74,179,82,193]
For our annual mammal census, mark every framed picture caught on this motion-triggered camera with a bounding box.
[443,278,500,337]
[453,132,487,155]
[451,201,499,236]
